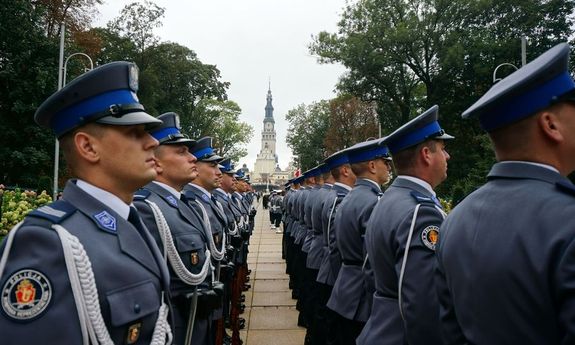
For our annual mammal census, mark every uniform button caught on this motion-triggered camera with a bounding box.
[134,304,141,314]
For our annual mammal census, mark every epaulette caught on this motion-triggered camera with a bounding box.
[410,191,435,205]
[134,189,151,200]
[556,180,575,196]
[27,200,77,224]
[183,190,197,201]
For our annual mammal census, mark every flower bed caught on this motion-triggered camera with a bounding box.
[1,188,52,236]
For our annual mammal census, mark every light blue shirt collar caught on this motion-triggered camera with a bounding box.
[334,182,352,191]
[152,181,181,199]
[397,175,436,197]
[76,179,131,220]
[189,183,211,198]
[500,160,559,173]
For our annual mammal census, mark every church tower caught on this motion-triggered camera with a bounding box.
[254,84,278,182]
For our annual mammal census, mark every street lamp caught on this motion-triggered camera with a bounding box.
[52,23,93,200]
[492,36,528,84]
[492,63,518,84]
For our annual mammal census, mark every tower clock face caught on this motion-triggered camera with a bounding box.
[266,123,272,130]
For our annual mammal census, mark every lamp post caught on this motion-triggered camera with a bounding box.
[492,36,528,85]
[52,23,94,200]
[492,63,519,84]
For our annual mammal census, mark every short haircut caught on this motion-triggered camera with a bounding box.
[350,161,371,176]
[392,140,437,175]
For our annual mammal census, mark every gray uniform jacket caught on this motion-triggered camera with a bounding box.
[302,186,320,253]
[357,177,444,345]
[437,162,575,345]
[307,184,333,270]
[327,178,381,321]
[0,180,170,344]
[294,188,310,246]
[183,184,226,253]
[316,183,351,286]
[134,182,210,295]
[134,182,211,345]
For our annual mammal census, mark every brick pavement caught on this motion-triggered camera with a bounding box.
[242,203,305,345]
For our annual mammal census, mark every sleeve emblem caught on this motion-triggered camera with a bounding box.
[421,225,439,251]
[1,269,52,320]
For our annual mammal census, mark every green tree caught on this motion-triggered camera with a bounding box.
[324,94,379,154]
[285,101,331,171]
[310,0,575,200]
[107,0,165,60]
[0,1,60,189]
[188,99,253,162]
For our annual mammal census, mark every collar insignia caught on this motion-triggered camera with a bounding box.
[165,195,178,207]
[94,211,116,232]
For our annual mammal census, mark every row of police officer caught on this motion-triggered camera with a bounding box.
[283,42,575,345]
[0,61,256,345]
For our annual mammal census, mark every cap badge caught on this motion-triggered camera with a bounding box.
[421,225,439,251]
[128,64,139,92]
[2,269,52,321]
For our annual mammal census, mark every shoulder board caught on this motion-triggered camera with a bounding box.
[134,189,152,200]
[337,192,347,198]
[183,190,197,201]
[27,200,77,224]
[410,191,435,205]
[556,181,575,196]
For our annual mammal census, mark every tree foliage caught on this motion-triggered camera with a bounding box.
[0,0,250,192]
[310,0,575,200]
[285,101,331,171]
[189,99,253,162]
[324,95,379,154]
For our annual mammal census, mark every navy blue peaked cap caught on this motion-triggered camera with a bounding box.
[35,61,161,137]
[346,138,391,164]
[325,148,350,170]
[219,158,235,174]
[191,137,223,162]
[463,43,575,131]
[304,167,321,178]
[385,105,453,154]
[151,112,194,147]
[319,163,330,174]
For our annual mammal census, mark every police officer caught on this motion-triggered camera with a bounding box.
[327,139,392,345]
[357,106,453,345]
[213,158,246,345]
[315,149,356,345]
[0,62,172,344]
[133,112,213,345]
[182,137,229,345]
[437,43,575,344]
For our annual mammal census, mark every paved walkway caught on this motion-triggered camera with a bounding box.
[241,203,305,345]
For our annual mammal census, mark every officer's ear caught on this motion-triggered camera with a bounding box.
[538,105,565,144]
[73,130,101,164]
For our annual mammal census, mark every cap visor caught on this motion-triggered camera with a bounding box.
[198,154,224,163]
[162,137,196,148]
[436,133,455,140]
[96,111,162,129]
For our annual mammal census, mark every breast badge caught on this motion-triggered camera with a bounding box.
[191,251,199,266]
[126,322,142,344]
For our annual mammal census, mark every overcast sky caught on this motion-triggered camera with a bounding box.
[94,0,348,171]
